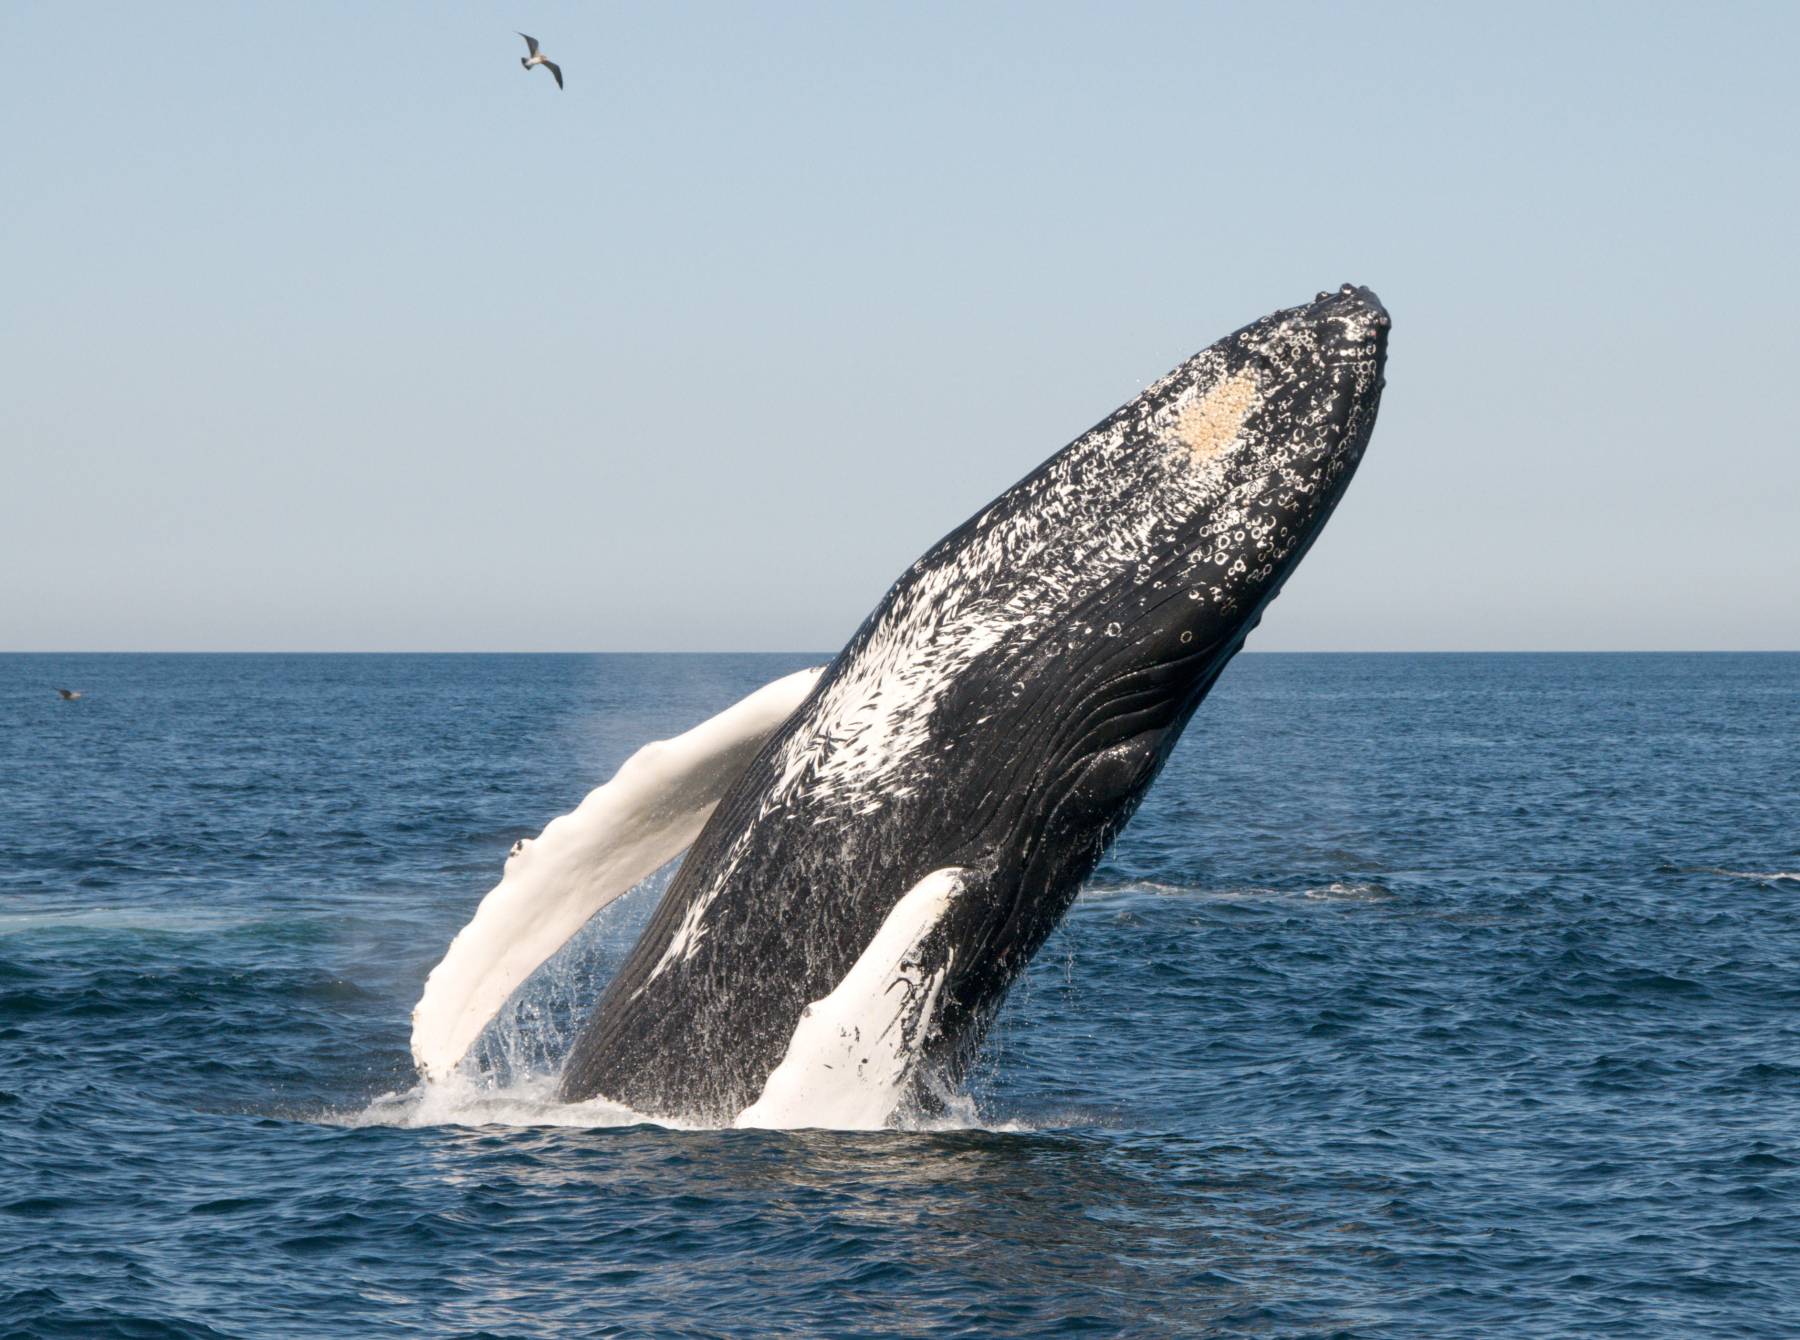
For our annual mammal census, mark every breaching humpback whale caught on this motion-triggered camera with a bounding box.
[414,285,1389,1127]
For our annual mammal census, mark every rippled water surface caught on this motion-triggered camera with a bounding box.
[3,653,1798,1337]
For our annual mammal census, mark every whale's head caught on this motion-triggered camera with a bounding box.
[1101,282,1389,678]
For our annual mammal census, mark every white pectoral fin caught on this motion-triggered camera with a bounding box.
[735,866,974,1131]
[410,666,823,1083]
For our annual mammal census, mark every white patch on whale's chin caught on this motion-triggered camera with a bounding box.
[734,866,971,1131]
[408,666,823,1083]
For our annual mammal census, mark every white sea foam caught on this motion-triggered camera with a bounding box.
[334,1072,1035,1136]
[337,1073,692,1131]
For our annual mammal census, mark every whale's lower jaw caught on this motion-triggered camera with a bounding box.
[543,286,1389,1125]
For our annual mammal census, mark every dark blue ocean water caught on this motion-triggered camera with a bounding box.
[2,653,1797,1338]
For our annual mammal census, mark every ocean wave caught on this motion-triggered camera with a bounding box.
[1079,880,1393,904]
[0,907,259,937]
[1661,865,1800,886]
[1301,881,1395,902]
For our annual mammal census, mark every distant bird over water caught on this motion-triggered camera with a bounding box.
[56,689,82,700]
[517,33,563,90]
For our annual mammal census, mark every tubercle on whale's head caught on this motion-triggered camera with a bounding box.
[1306,283,1391,349]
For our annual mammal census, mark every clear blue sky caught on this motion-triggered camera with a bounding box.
[4,2,1795,651]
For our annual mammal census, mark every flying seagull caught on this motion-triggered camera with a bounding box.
[518,33,563,90]
[56,688,82,700]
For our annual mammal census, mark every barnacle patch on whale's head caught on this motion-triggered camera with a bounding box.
[1168,368,1262,467]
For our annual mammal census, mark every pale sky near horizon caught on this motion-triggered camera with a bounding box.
[4,2,1796,652]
